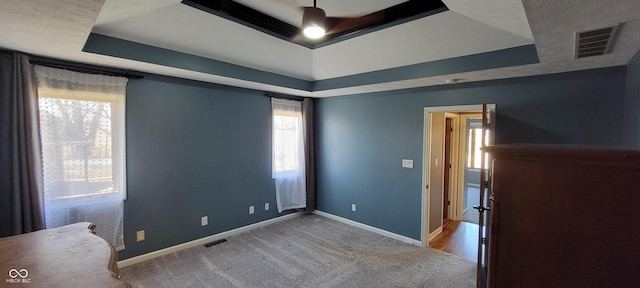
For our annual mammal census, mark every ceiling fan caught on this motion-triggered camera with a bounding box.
[300,0,385,40]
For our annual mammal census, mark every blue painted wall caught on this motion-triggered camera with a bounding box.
[314,67,628,241]
[119,75,288,260]
[56,55,634,259]
[625,50,640,148]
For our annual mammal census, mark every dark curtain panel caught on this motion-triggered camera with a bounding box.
[0,52,44,237]
[302,98,316,211]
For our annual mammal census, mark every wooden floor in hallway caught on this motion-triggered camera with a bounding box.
[429,220,479,262]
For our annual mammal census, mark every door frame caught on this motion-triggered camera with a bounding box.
[421,104,496,247]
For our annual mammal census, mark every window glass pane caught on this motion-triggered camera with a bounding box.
[484,129,490,168]
[39,97,117,199]
[466,127,490,169]
[273,114,300,172]
[467,129,474,168]
[473,128,483,169]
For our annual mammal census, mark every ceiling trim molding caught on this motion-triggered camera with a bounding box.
[83,33,313,91]
[313,45,540,91]
[181,0,299,46]
[83,33,540,95]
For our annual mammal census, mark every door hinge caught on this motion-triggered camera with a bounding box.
[482,237,487,245]
[449,164,452,169]
[448,200,451,206]
[484,181,489,188]
[426,185,429,189]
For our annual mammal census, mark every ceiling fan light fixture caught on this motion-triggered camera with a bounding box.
[303,25,325,39]
[302,6,326,39]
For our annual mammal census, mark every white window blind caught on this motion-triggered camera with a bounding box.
[35,65,127,250]
[272,98,306,212]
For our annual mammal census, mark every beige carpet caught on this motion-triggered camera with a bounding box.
[119,213,476,287]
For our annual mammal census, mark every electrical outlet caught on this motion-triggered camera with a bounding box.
[265,203,269,211]
[352,204,356,212]
[136,230,145,242]
[201,216,208,226]
[249,205,255,214]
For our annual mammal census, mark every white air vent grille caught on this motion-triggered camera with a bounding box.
[575,25,618,59]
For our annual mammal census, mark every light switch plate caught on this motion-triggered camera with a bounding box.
[265,203,269,211]
[201,216,208,226]
[249,206,255,214]
[402,159,414,168]
[352,204,356,212]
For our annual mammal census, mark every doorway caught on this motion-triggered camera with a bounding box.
[461,116,484,224]
[422,106,490,243]
[421,104,495,287]
[428,112,482,261]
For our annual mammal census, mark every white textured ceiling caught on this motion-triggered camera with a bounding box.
[523,0,640,63]
[95,0,179,25]
[0,0,103,56]
[0,0,639,98]
[442,0,533,40]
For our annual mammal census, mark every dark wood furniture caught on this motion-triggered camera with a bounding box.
[0,222,130,287]
[483,145,640,288]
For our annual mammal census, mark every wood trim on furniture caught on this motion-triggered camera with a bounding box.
[0,222,130,287]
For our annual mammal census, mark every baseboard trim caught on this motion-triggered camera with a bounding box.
[118,212,302,268]
[312,210,421,246]
[428,226,443,242]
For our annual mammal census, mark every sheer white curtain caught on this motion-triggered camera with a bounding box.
[272,98,306,212]
[35,65,127,250]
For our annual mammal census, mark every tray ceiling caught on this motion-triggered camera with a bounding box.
[0,0,639,97]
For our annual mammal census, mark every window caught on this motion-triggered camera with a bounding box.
[271,98,306,212]
[467,127,489,169]
[38,94,124,199]
[273,111,301,174]
[35,65,127,250]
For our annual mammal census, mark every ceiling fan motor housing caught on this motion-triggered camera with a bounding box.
[303,7,327,29]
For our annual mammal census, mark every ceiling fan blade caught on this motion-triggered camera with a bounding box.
[291,32,307,44]
[325,11,385,35]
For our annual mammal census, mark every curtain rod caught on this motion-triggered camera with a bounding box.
[29,58,144,79]
[264,92,305,101]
